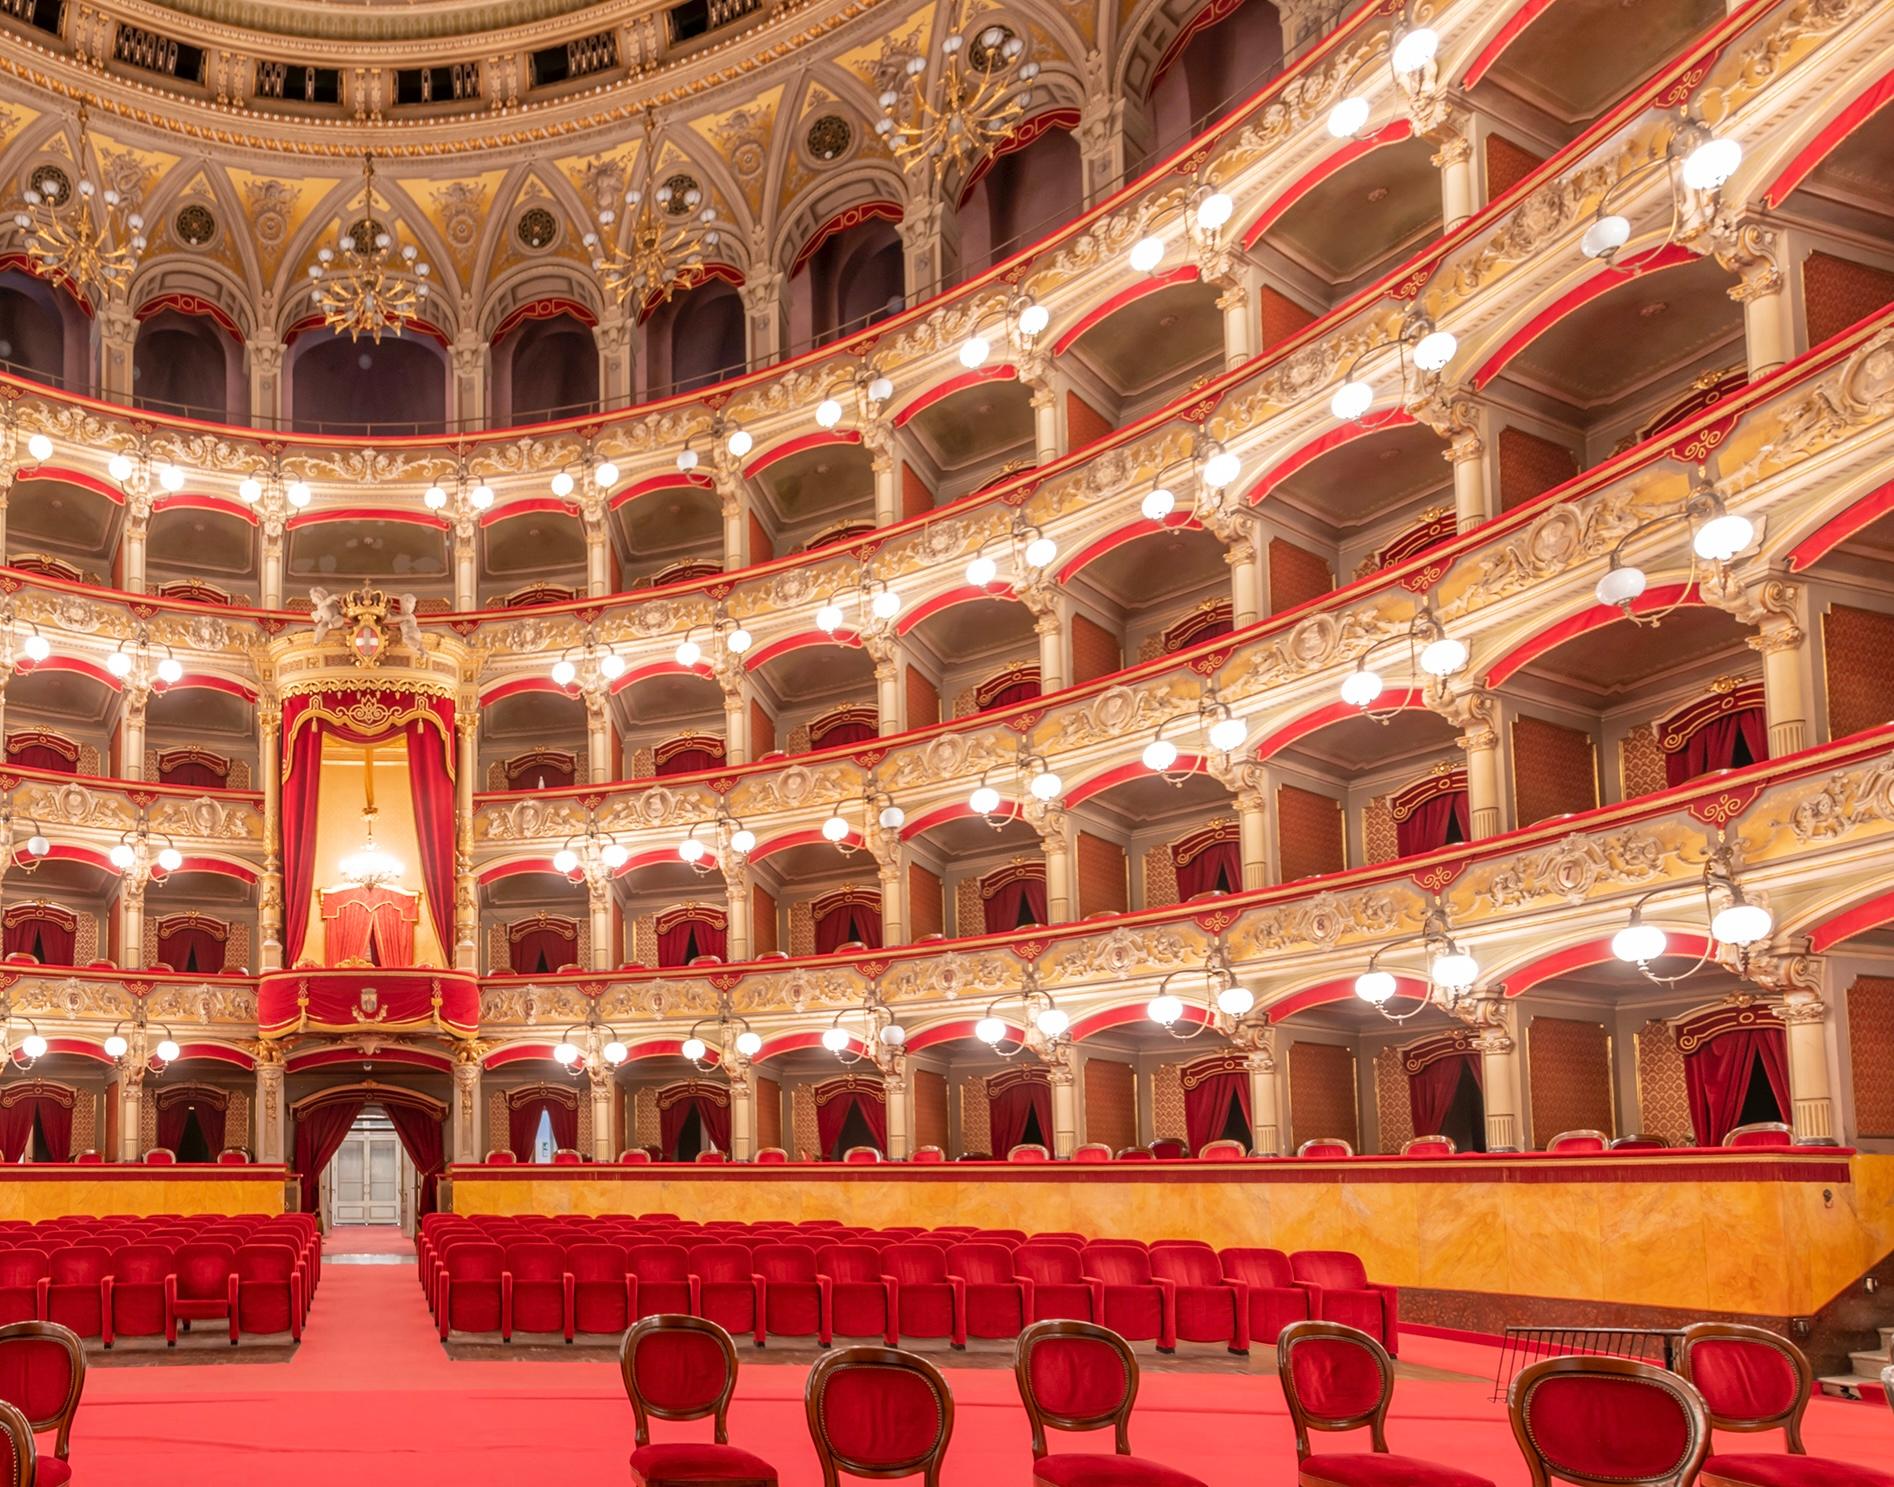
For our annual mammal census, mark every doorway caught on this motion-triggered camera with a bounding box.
[328,1111,409,1226]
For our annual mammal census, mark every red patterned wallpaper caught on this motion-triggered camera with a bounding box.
[1803,251,1894,348]
[1847,976,1894,1138]
[755,1075,782,1151]
[1822,603,1894,740]
[1277,784,1344,883]
[1498,426,1579,511]
[1527,1016,1615,1145]
[913,1068,950,1152]
[901,461,933,521]
[907,864,944,940]
[905,664,940,728]
[1512,714,1597,826]
[1084,1058,1138,1151]
[1065,391,1113,451]
[1259,286,1316,349]
[1290,1041,1358,1150]
[1076,831,1128,916]
[1269,536,1333,614]
[1484,133,1545,201]
[1071,613,1122,684]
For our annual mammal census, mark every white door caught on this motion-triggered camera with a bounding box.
[330,1116,406,1225]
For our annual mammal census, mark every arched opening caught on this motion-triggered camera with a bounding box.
[133,306,247,422]
[900,591,1037,728]
[147,504,260,606]
[957,122,1083,274]
[286,330,450,435]
[611,479,724,585]
[791,214,905,349]
[1059,277,1224,426]
[492,311,599,423]
[4,474,123,581]
[1144,0,1285,164]
[1067,766,1235,914]
[479,689,588,791]
[479,507,587,607]
[0,266,88,389]
[1060,522,1230,683]
[613,668,725,779]
[640,277,747,400]
[285,516,451,604]
[482,867,591,974]
[898,374,1036,504]
[746,439,876,556]
[745,638,877,760]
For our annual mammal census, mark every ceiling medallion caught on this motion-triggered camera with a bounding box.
[877,1,1040,183]
[583,107,720,310]
[174,203,217,247]
[807,114,853,161]
[307,154,433,343]
[661,174,701,218]
[11,108,148,301]
[517,206,558,250]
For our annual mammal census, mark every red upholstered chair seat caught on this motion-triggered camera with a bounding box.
[1703,1457,1894,1487]
[1289,1251,1398,1355]
[1014,1245,1104,1324]
[946,1243,1030,1340]
[1296,1456,1496,1487]
[504,1241,573,1341]
[1149,1243,1246,1352]
[755,1245,830,1345]
[816,1246,896,1345]
[628,1442,779,1486]
[36,1461,72,1487]
[882,1244,966,1347]
[1033,1454,1206,1487]
[1080,1244,1176,1351]
[689,1244,763,1346]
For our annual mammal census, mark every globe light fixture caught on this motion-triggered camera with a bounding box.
[1328,96,1371,138]
[239,478,264,503]
[553,1041,580,1066]
[959,335,989,369]
[21,634,49,663]
[1354,970,1397,1005]
[26,434,53,462]
[870,588,902,621]
[286,481,313,508]
[550,471,575,497]
[975,1016,1006,1045]
[423,485,448,509]
[965,554,998,587]
[1331,380,1374,421]
[1595,562,1648,608]
[1035,1007,1070,1039]
[1216,984,1255,1017]
[675,638,702,667]
[1430,950,1480,990]
[1412,330,1458,372]
[603,1041,629,1065]
[1692,511,1755,563]
[725,427,753,459]
[554,847,581,873]
[1681,136,1743,192]
[730,827,757,854]
[1711,895,1773,947]
[1208,716,1248,753]
[1029,769,1062,801]
[677,838,706,864]
[155,846,183,873]
[1023,535,1058,568]
[816,398,844,429]
[682,1037,709,1062]
[735,1030,763,1057]
[104,1034,129,1059]
[969,784,1002,816]
[1612,919,1668,964]
[20,1034,48,1062]
[1141,487,1176,521]
[1016,303,1050,337]
[154,1038,182,1064]
[821,812,851,843]
[1146,994,1184,1026]
[1128,236,1164,273]
[877,804,905,831]
[1141,738,1179,773]
[1200,449,1242,491]
[1340,667,1384,708]
[1391,26,1438,74]
[1194,192,1234,231]
[821,1026,851,1053]
[1418,636,1468,678]
[816,603,845,633]
[1581,215,1631,260]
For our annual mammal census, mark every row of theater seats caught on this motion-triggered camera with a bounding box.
[418,1213,1393,1353]
[619,1310,1888,1487]
[0,1214,318,1345]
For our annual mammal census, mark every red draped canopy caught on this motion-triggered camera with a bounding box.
[2,903,76,964]
[0,1081,75,1162]
[1180,1053,1250,1153]
[656,1080,732,1158]
[156,912,229,974]
[986,1068,1052,1155]
[813,1076,886,1159]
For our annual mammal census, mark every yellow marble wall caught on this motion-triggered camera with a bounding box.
[448,1154,1894,1319]
[0,1172,288,1220]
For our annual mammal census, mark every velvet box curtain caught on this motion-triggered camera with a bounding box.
[159,758,227,788]
[32,1097,71,1162]
[811,718,876,749]
[1409,1054,1479,1137]
[1174,840,1242,899]
[2,913,75,963]
[659,1094,732,1157]
[983,873,1048,933]
[1396,791,1471,857]
[509,923,577,974]
[657,916,726,967]
[1685,1027,1790,1146]
[815,902,882,953]
[0,1093,70,1161]
[816,1088,886,1158]
[988,1077,1052,1155]
[1182,1069,1251,1152]
[324,894,376,965]
[294,1098,365,1211]
[6,742,75,772]
[1667,709,1768,788]
[0,1103,36,1163]
[982,679,1040,711]
[157,1098,226,1159]
[508,1095,578,1159]
[655,744,723,777]
[385,1102,445,1213]
[157,922,225,973]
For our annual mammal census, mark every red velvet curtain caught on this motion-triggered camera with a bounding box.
[0,1103,38,1162]
[33,1099,71,1162]
[508,1100,542,1160]
[1667,709,1768,788]
[509,924,577,973]
[405,706,456,959]
[816,1089,886,1158]
[983,873,1049,933]
[281,711,326,966]
[195,1101,227,1158]
[1183,1070,1250,1152]
[815,901,882,953]
[982,679,1040,711]
[156,1099,193,1155]
[325,894,376,964]
[655,745,723,777]
[1175,840,1242,899]
[157,923,225,972]
[370,895,416,967]
[988,1078,1052,1155]
[547,1097,578,1152]
[506,757,574,789]
[1409,1055,1479,1137]
[294,1099,365,1211]
[2,914,75,963]
[659,1095,732,1157]
[385,1102,445,1213]
[811,718,876,748]
[1396,791,1472,857]
[159,759,227,788]
[6,743,74,772]
[657,915,726,967]
[1685,1028,1791,1146]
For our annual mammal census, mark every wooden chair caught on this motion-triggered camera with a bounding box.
[1196,1139,1247,1161]
[841,1147,882,1164]
[805,1346,953,1487]
[1399,1135,1456,1157]
[1014,1319,1206,1487]
[1723,1122,1794,1149]
[0,1320,84,1484]
[1071,1143,1112,1163]
[1508,1354,1709,1487]
[1546,1130,1610,1154]
[622,1315,778,1487]
[0,1400,34,1487]
[1610,1133,1670,1150]
[1007,1144,1052,1163]
[908,1146,945,1163]
[1296,1138,1354,1158]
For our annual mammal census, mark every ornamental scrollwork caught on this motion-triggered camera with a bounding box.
[1472,830,1668,909]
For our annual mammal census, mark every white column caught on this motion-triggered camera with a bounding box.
[1218,275,1258,372]
[588,1066,615,1162]
[883,1056,912,1161]
[259,692,284,970]
[1247,1034,1281,1155]
[1729,235,1796,379]
[1035,607,1066,694]
[452,1057,482,1162]
[1039,809,1072,925]
[1476,1009,1524,1152]
[453,529,478,611]
[721,679,749,767]
[1432,128,1476,231]
[260,528,286,610]
[1237,788,1269,890]
[451,336,489,430]
[1752,618,1812,756]
[723,865,752,962]
[588,879,614,971]
[739,265,784,371]
[1449,421,1491,534]
[121,518,148,594]
[584,522,610,599]
[119,881,145,970]
[118,1066,146,1162]
[1226,535,1262,629]
[728,1062,756,1162]
[1047,1052,1079,1158]
[585,693,613,784]
[877,854,906,948]
[872,453,898,528]
[720,485,747,570]
[119,688,148,781]
[875,652,902,736]
[254,1060,286,1162]
[1030,380,1061,464]
[1781,997,1836,1144]
[96,300,136,403]
[247,334,285,427]
[596,311,634,408]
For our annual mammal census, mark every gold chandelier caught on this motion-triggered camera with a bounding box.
[876,1,1040,182]
[11,104,147,302]
[308,154,432,343]
[585,107,720,310]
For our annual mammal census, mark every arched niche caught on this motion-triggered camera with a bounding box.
[957,119,1083,275]
[284,325,450,435]
[639,275,746,401]
[1145,0,1284,164]
[788,212,905,350]
[492,310,600,424]
[0,266,90,390]
[133,305,247,423]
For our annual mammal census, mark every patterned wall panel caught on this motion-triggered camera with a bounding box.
[1268,536,1332,614]
[633,1087,660,1150]
[913,1068,949,1152]
[1512,714,1598,826]
[1142,844,1179,910]
[905,665,940,728]
[788,902,815,958]
[1065,390,1113,451]
[1362,797,1398,866]
[1259,286,1316,349]
[791,1085,819,1161]
[142,919,251,971]
[755,1075,783,1151]
[1527,1016,1615,1145]
[73,1093,98,1157]
[1277,784,1344,883]
[225,1090,251,1154]
[1289,1041,1358,1150]
[955,1073,991,1154]
[1619,723,1668,800]
[1076,832,1127,916]
[1152,1063,1187,1143]
[629,747,656,778]
[1822,603,1894,740]
[901,462,932,522]
[1802,250,1894,348]
[953,877,984,938]
[1372,1046,1414,1154]
[632,916,656,966]
[1083,1058,1137,1151]
[907,864,943,939]
[1484,133,1545,200]
[1635,1021,1694,1146]
[485,1090,507,1154]
[1498,426,1579,511]
[1846,976,1894,1138]
[752,886,778,955]
[1070,613,1122,684]
[749,700,775,757]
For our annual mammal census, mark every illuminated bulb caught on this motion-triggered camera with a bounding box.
[25,834,49,858]
[424,485,448,509]
[551,659,577,687]
[677,838,707,864]
[155,463,186,492]
[156,846,183,873]
[1201,450,1242,490]
[1681,137,1742,192]
[21,1035,47,1061]
[109,841,136,871]
[1340,668,1384,708]
[1194,192,1234,231]
[815,603,845,634]
[1147,994,1184,1026]
[1216,984,1255,1017]
[1016,303,1050,337]
[1413,330,1458,372]
[153,656,184,687]
[821,1027,851,1053]
[677,448,699,472]
[816,398,844,429]
[106,651,135,678]
[603,1041,629,1065]
[550,471,575,497]
[286,482,312,508]
[877,804,905,831]
[1391,26,1438,74]
[821,813,850,842]
[154,1038,181,1064]
[965,554,998,587]
[682,1037,709,1063]
[1035,1008,1070,1039]
[867,376,893,403]
[105,1034,129,1059]
[1595,565,1647,608]
[730,828,757,855]
[1023,535,1058,568]
[107,454,135,483]
[1711,897,1772,947]
[726,627,753,654]
[1328,96,1370,137]
[1692,512,1754,563]
[969,785,1001,816]
[1142,487,1176,522]
[1582,215,1631,260]
[726,428,753,458]
[600,843,629,870]
[26,434,53,462]
[1613,920,1667,964]
[1431,950,1480,989]
[1331,380,1374,421]
[1029,770,1062,801]
[1354,971,1396,1005]
[880,1023,907,1047]
[675,639,702,667]
[1142,738,1179,773]
[735,1030,763,1057]
[593,462,618,488]
[470,484,494,509]
[1418,636,1468,678]
[553,848,581,874]
[553,1042,580,1066]
[959,336,989,369]
[1128,236,1164,273]
[598,652,626,680]
[974,1017,1006,1045]
[22,635,49,663]
[870,589,901,621]
[1208,716,1248,753]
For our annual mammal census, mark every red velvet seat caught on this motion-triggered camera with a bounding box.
[622,1316,779,1487]
[1679,1322,1894,1487]
[909,1146,946,1163]
[165,1242,238,1345]
[806,1346,953,1487]
[437,1241,505,1340]
[1195,1140,1247,1161]
[1072,1144,1113,1163]
[0,1398,35,1487]
[1217,1247,1309,1344]
[484,1150,519,1164]
[1009,1144,1052,1162]
[1016,1320,1207,1487]
[619,1149,654,1164]
[630,1245,701,1320]
[1148,1242,1247,1352]
[1508,1353,1708,1487]
[1280,1320,1495,1487]
[504,1241,573,1342]
[1148,1140,1187,1160]
[568,1242,633,1336]
[0,1320,84,1487]
[816,1246,896,1345]
[0,1254,50,1325]
[141,1149,176,1165]
[1080,1244,1175,1352]
[754,1244,829,1346]
[46,1249,109,1341]
[1723,1123,1793,1149]
[945,1242,1031,1339]
[1015,1244,1104,1324]
[1399,1136,1456,1158]
[106,1244,175,1347]
[235,1245,303,1341]
[882,1244,965,1348]
[753,1148,789,1165]
[1289,1251,1398,1355]
[1296,1139,1354,1159]
[1114,1148,1155,1161]
[1545,1130,1609,1155]
[690,1244,763,1346]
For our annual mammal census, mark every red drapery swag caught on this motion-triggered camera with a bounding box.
[0,1084,75,1162]
[1173,831,1241,899]
[656,907,729,967]
[1685,1026,1790,1146]
[156,749,230,789]
[321,885,419,968]
[155,1088,228,1159]
[809,711,877,749]
[1180,1055,1251,1152]
[654,737,727,777]
[5,732,79,773]
[156,914,227,973]
[814,893,882,953]
[294,1098,366,1211]
[1408,1053,1479,1137]
[384,1102,446,1213]
[657,1084,733,1157]
[982,865,1049,934]
[2,905,76,964]
[507,1088,579,1160]
[814,1079,887,1158]
[981,679,1041,712]
[281,688,455,968]
[508,916,579,974]
[987,1071,1052,1155]
[1666,708,1768,788]
[1396,791,1471,857]
[504,751,575,789]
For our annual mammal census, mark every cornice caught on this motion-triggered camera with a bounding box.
[118,0,633,47]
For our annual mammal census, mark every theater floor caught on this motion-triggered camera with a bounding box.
[66,1231,1892,1485]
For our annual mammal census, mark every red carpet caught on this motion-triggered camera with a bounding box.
[63,1237,1892,1484]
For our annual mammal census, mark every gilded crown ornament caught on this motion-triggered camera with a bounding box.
[308,154,432,343]
[11,104,148,303]
[308,587,425,667]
